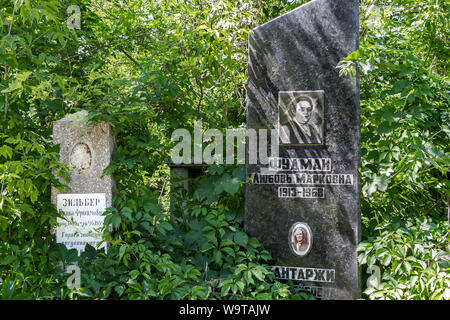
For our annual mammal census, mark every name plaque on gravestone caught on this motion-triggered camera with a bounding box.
[56,193,106,253]
[245,0,360,299]
[52,111,114,254]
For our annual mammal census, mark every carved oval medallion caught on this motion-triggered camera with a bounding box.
[70,143,92,174]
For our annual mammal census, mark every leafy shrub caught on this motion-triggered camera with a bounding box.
[359,217,449,300]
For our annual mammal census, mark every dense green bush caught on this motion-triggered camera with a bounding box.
[0,0,313,300]
[359,217,449,299]
[354,0,449,300]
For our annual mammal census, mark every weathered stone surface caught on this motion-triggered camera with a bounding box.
[245,0,360,299]
[51,111,114,253]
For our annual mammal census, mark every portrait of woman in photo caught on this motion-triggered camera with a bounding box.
[289,222,312,256]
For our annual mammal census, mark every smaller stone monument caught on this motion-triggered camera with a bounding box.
[51,111,114,254]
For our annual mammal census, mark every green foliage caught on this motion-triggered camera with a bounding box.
[75,166,296,300]
[0,0,310,300]
[351,0,450,299]
[0,0,79,300]
[359,217,449,300]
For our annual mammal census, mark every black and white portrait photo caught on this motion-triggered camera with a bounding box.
[278,91,324,145]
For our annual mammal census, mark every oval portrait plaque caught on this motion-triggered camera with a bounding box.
[70,142,92,174]
[289,222,312,256]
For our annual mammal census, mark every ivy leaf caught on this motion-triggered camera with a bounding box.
[232,166,245,181]
[222,247,235,257]
[215,173,241,195]
[391,79,409,94]
[115,285,125,296]
[234,232,248,247]
[112,215,121,228]
[367,174,389,195]
[194,177,218,203]
[252,268,265,281]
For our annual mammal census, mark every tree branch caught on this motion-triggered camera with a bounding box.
[424,193,445,216]
[119,48,146,75]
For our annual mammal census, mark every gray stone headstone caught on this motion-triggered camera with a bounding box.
[245,0,360,299]
[51,111,114,254]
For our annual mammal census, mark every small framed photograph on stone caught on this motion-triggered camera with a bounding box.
[278,90,324,146]
[289,222,312,256]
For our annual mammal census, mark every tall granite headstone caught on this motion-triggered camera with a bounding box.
[51,111,114,254]
[245,0,360,299]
